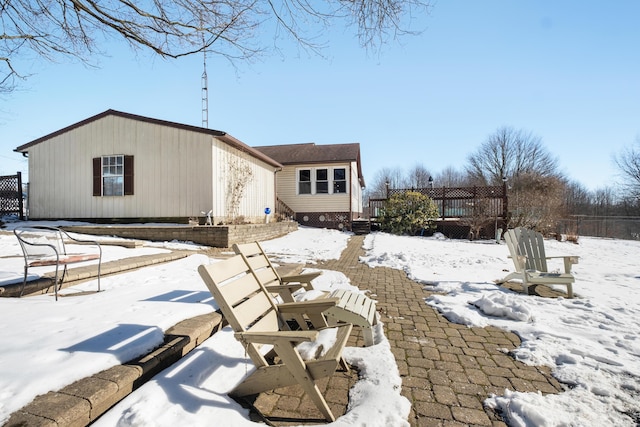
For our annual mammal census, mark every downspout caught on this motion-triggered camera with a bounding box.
[349,163,353,223]
[274,167,282,220]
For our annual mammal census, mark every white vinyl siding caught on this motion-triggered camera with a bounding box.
[211,140,276,223]
[26,114,276,221]
[278,164,350,213]
[350,161,363,215]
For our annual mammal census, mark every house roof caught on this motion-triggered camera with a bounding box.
[13,109,283,169]
[254,143,365,187]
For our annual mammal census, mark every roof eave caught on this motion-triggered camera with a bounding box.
[14,109,228,153]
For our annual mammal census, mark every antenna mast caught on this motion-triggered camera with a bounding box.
[201,25,209,128]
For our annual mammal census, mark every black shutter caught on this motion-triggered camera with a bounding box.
[93,157,101,196]
[124,155,134,195]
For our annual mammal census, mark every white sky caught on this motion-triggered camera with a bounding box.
[2,1,640,191]
[0,224,639,426]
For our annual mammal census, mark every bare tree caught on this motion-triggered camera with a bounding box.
[434,166,471,188]
[466,126,567,230]
[466,126,561,185]
[509,173,565,233]
[364,167,405,199]
[614,136,640,200]
[404,163,432,189]
[1,0,430,92]
[562,180,593,215]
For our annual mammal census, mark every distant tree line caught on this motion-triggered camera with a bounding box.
[366,126,640,239]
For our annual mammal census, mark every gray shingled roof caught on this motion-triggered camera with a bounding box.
[254,143,365,187]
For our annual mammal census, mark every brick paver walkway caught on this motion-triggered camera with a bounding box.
[251,235,564,426]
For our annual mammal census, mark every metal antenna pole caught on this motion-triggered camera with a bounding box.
[201,30,209,128]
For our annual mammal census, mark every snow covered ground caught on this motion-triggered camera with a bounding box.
[1,222,639,426]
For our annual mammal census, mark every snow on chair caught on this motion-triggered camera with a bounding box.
[233,241,378,346]
[198,255,352,422]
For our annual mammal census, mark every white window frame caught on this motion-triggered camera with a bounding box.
[102,155,124,196]
[316,168,329,194]
[333,168,347,194]
[298,169,312,194]
[296,167,349,195]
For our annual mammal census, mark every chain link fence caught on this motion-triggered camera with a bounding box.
[557,216,640,240]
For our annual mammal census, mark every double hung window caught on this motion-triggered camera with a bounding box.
[316,169,329,193]
[297,167,348,195]
[298,169,312,194]
[93,155,134,196]
[333,168,346,193]
[102,156,124,196]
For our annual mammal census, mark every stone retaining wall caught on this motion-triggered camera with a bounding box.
[64,221,299,248]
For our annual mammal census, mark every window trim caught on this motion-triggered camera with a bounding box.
[93,155,134,197]
[316,168,329,194]
[296,166,349,195]
[333,168,347,194]
[298,169,312,195]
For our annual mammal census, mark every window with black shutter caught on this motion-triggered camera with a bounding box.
[92,155,134,196]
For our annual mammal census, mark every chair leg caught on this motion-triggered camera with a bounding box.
[97,259,101,293]
[54,264,60,301]
[272,342,336,422]
[363,325,374,347]
[20,265,28,297]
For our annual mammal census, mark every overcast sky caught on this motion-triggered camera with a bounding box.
[2,1,639,192]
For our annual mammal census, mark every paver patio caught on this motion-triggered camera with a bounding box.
[250,235,564,426]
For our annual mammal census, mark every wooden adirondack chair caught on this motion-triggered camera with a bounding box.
[234,241,378,346]
[232,241,323,303]
[497,227,579,298]
[198,255,352,422]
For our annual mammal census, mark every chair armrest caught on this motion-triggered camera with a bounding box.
[59,229,102,249]
[14,227,61,259]
[546,255,579,263]
[546,255,579,273]
[263,283,305,303]
[278,298,340,329]
[265,283,305,293]
[278,297,340,314]
[235,330,318,345]
[281,271,322,285]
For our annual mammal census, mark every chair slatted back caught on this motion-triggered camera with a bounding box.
[198,255,283,366]
[506,228,550,272]
[233,242,281,288]
[516,228,549,271]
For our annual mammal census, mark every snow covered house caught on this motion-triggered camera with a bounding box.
[14,110,281,224]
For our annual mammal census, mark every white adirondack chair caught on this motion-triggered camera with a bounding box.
[198,255,352,422]
[497,227,579,298]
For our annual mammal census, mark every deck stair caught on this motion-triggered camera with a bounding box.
[351,219,371,235]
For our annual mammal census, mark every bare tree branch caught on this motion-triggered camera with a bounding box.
[466,126,561,185]
[614,136,640,200]
[1,0,430,92]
